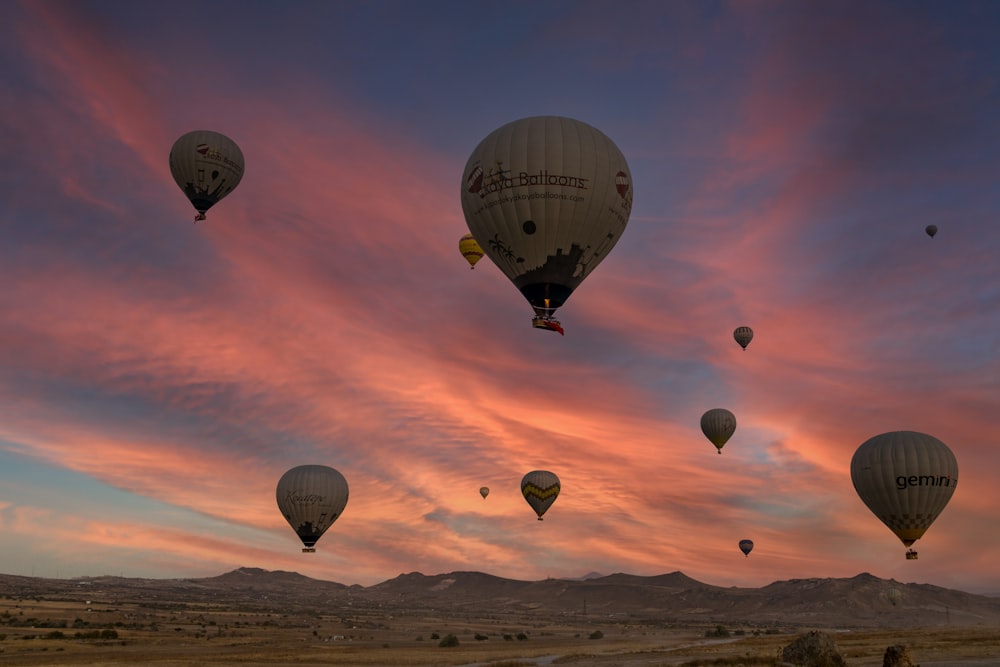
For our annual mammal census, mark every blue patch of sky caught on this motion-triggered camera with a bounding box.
[2,368,325,462]
[0,445,262,540]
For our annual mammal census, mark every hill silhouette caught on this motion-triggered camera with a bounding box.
[0,568,996,629]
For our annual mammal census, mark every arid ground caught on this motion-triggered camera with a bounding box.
[0,569,998,666]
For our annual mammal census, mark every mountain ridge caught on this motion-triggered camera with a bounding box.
[1,567,997,629]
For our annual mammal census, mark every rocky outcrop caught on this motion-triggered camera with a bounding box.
[882,644,918,667]
[780,630,848,666]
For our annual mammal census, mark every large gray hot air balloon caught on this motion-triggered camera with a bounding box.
[169,130,244,221]
[733,326,754,350]
[850,431,958,559]
[460,116,633,335]
[521,470,560,520]
[276,465,349,553]
[700,408,737,454]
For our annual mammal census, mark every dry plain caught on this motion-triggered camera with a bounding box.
[0,569,998,666]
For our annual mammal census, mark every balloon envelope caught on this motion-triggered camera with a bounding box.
[460,116,633,330]
[460,233,485,269]
[850,431,958,552]
[521,470,560,520]
[276,465,349,552]
[925,225,938,238]
[733,326,753,350]
[169,130,244,221]
[479,486,490,499]
[739,539,754,557]
[700,408,737,453]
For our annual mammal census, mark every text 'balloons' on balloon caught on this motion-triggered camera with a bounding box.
[700,408,737,454]
[169,130,244,222]
[276,465,349,553]
[925,225,938,238]
[733,326,754,350]
[459,116,634,335]
[479,486,490,499]
[739,539,754,557]
[460,233,485,269]
[850,431,958,559]
[521,470,560,520]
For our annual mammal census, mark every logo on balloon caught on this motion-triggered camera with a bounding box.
[192,142,244,174]
[615,171,629,198]
[284,491,327,504]
[895,474,955,490]
[467,164,590,199]
[466,164,484,194]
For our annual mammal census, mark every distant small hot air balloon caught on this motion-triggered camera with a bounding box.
[733,326,754,351]
[460,233,485,269]
[479,486,490,499]
[460,116,633,334]
[850,431,958,560]
[521,470,560,520]
[739,539,754,557]
[925,225,938,238]
[276,465,349,553]
[169,130,244,222]
[700,408,736,454]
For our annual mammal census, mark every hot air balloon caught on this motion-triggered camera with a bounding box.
[521,470,560,520]
[850,431,958,560]
[738,539,754,557]
[169,130,244,222]
[460,233,485,269]
[479,486,490,499]
[700,408,736,454]
[733,326,753,351]
[276,465,349,553]
[460,116,633,334]
[925,225,938,238]
[886,585,902,606]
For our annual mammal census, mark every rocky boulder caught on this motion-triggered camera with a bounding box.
[779,630,848,666]
[883,644,918,667]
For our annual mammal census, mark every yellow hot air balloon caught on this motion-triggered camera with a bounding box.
[460,116,633,334]
[460,233,485,269]
[700,408,736,454]
[276,465,349,553]
[479,486,490,499]
[733,326,753,351]
[169,130,244,222]
[521,470,560,520]
[850,431,958,559]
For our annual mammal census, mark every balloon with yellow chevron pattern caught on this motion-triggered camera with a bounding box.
[521,470,560,521]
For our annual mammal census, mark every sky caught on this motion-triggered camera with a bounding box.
[1,0,999,595]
